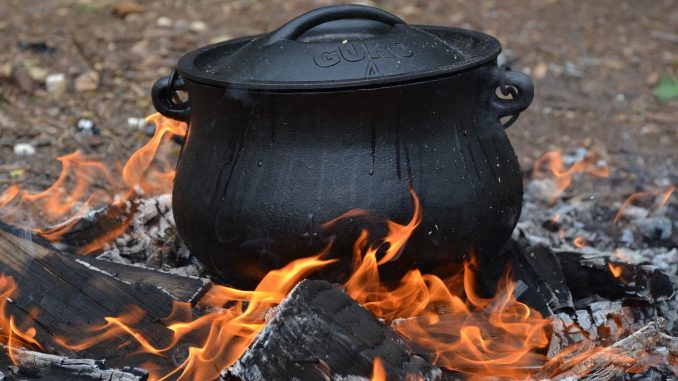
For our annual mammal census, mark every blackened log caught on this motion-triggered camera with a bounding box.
[0,345,147,381]
[0,221,187,370]
[221,280,441,381]
[556,249,674,303]
[75,256,211,304]
[475,239,573,315]
[41,199,137,250]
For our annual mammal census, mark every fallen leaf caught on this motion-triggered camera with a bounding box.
[652,75,678,102]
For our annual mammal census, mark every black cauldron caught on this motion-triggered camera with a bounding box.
[152,4,534,287]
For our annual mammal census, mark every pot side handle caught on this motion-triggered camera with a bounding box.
[491,69,534,129]
[151,70,191,123]
[265,4,405,44]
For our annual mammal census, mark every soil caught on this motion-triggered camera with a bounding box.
[1,0,677,200]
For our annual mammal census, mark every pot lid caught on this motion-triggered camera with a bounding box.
[177,4,502,91]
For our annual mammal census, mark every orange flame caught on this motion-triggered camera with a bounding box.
[533,151,609,203]
[0,114,186,248]
[0,275,43,364]
[56,253,336,381]
[44,189,550,380]
[371,356,387,381]
[614,186,676,224]
[608,263,623,278]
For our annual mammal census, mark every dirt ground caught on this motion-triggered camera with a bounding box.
[1,0,677,199]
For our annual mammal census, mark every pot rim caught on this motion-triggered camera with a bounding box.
[176,25,502,92]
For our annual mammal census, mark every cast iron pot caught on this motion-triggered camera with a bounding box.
[152,4,534,288]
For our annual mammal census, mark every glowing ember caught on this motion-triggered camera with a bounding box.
[370,356,387,381]
[573,236,587,248]
[614,186,676,224]
[608,263,624,278]
[533,150,609,203]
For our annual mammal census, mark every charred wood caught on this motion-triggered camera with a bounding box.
[221,280,441,381]
[0,221,197,369]
[75,256,211,304]
[0,345,148,381]
[537,318,674,380]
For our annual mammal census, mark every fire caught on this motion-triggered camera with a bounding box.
[39,190,549,380]
[614,186,676,224]
[533,150,609,203]
[0,114,186,249]
[0,120,575,380]
[56,253,336,381]
[0,275,43,364]
[371,356,387,381]
[608,263,623,278]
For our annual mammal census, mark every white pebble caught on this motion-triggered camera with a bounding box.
[127,117,145,129]
[156,16,172,27]
[189,20,207,32]
[14,143,36,156]
[45,73,66,97]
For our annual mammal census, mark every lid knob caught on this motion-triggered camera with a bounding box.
[265,4,406,45]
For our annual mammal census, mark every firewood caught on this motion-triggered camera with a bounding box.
[0,221,200,369]
[0,345,147,381]
[75,256,211,304]
[221,280,441,381]
[535,318,669,380]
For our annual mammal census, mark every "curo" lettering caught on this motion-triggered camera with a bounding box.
[313,40,414,68]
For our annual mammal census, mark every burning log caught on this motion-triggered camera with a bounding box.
[221,280,441,381]
[0,221,206,368]
[557,249,674,303]
[0,345,148,381]
[536,318,673,380]
[76,257,211,304]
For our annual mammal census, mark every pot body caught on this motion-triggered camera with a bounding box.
[168,63,528,287]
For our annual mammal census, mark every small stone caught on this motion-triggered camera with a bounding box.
[76,118,100,136]
[189,20,207,33]
[45,73,67,98]
[74,70,99,92]
[637,216,672,241]
[13,143,36,156]
[156,16,173,27]
[26,64,48,82]
[127,117,145,129]
[209,34,233,44]
[533,62,548,79]
[0,62,11,78]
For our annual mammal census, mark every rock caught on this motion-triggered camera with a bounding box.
[76,118,100,136]
[45,73,67,99]
[12,64,35,93]
[112,0,143,18]
[637,216,672,241]
[127,117,146,129]
[533,62,548,79]
[189,20,207,33]
[0,62,12,78]
[26,64,48,82]
[13,143,36,156]
[74,70,99,92]
[156,16,172,27]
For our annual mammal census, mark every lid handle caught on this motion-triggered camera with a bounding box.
[265,4,406,44]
